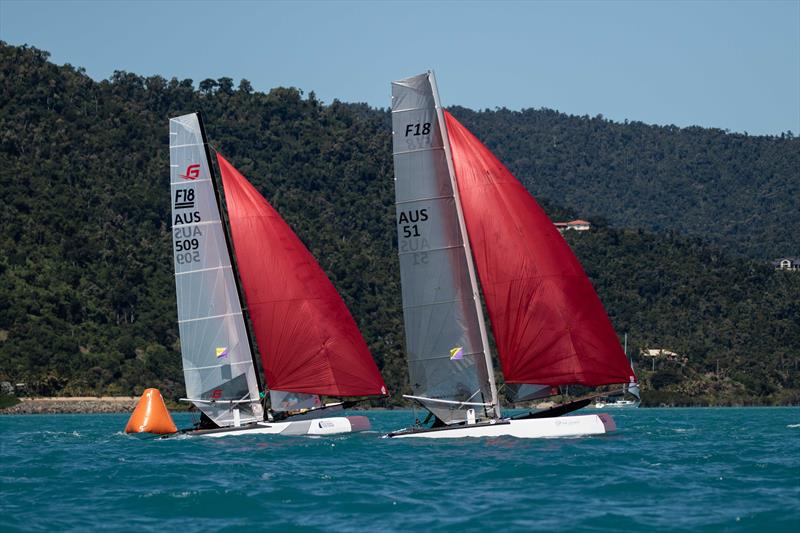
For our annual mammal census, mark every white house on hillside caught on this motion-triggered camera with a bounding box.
[554,219,591,232]
[772,258,800,271]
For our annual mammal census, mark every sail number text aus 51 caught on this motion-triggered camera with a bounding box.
[398,208,428,238]
[398,209,430,264]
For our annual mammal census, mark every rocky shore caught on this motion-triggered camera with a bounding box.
[0,397,139,414]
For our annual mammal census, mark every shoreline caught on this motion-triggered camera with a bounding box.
[0,397,139,415]
[1,397,797,415]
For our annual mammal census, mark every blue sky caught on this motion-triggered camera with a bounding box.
[1,0,798,135]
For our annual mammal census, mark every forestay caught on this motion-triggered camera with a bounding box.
[391,73,497,424]
[169,113,263,427]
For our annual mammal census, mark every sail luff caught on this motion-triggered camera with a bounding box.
[428,71,501,420]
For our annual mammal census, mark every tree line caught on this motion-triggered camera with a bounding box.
[0,42,797,405]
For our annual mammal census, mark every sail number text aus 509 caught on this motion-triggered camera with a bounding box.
[405,123,431,136]
[173,226,202,265]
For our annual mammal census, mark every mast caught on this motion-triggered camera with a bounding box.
[195,113,264,399]
[428,71,501,420]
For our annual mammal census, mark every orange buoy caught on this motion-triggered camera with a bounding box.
[124,388,178,434]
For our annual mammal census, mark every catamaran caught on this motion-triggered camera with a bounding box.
[386,72,638,439]
[167,112,387,437]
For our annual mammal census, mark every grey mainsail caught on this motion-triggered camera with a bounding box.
[391,72,499,424]
[169,113,263,427]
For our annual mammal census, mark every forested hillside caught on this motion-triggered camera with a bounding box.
[1,42,798,405]
[451,107,799,259]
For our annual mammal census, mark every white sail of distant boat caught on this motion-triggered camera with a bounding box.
[169,113,386,437]
[387,72,637,439]
[594,333,640,408]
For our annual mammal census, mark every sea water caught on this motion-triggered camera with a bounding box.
[1,408,798,531]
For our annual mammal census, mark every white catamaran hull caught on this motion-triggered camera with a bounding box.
[386,414,616,439]
[188,415,371,438]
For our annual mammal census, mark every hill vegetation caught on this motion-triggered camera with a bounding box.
[451,106,799,259]
[1,42,798,406]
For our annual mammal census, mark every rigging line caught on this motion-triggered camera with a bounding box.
[227,390,256,413]
[463,388,483,404]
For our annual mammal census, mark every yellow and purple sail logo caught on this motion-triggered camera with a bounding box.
[215,347,229,359]
[449,346,464,361]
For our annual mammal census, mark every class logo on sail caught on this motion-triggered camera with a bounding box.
[215,347,229,359]
[449,346,464,361]
[181,163,200,180]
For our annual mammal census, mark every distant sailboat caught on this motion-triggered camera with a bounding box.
[387,72,636,438]
[593,334,641,408]
[169,113,386,437]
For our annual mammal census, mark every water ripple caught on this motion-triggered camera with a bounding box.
[1,408,799,531]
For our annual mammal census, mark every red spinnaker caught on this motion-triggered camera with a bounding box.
[444,111,635,387]
[217,154,387,397]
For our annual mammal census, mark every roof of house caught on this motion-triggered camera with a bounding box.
[554,220,591,226]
